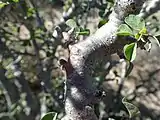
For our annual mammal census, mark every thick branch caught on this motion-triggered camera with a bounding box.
[62,0,146,120]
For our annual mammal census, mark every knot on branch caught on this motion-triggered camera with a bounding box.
[114,0,145,20]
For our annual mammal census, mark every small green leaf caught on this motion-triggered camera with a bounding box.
[27,8,36,17]
[41,112,57,120]
[12,0,19,2]
[122,98,140,118]
[76,28,90,35]
[125,14,145,31]
[0,2,9,8]
[124,42,137,62]
[66,19,77,28]
[98,19,108,28]
[117,24,133,36]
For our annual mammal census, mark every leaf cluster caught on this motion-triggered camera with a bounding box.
[117,14,160,62]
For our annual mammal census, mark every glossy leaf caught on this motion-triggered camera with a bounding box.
[122,98,140,118]
[41,112,57,120]
[117,24,133,36]
[124,42,137,62]
[66,19,77,28]
[125,14,145,31]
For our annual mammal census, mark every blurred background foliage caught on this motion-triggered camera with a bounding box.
[0,0,160,120]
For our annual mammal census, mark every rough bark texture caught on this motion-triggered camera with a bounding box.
[139,0,160,18]
[61,0,146,120]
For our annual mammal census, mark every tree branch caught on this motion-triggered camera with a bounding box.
[62,0,146,120]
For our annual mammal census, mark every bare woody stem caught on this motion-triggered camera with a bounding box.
[61,0,146,120]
